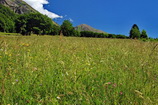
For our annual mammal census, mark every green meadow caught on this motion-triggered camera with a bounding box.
[0,35,158,105]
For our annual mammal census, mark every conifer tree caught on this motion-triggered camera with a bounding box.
[129,24,140,39]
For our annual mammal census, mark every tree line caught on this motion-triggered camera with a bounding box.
[60,21,147,39]
[0,4,154,40]
[0,4,58,35]
[129,24,148,39]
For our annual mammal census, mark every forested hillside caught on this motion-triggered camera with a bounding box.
[0,4,58,35]
[0,4,16,32]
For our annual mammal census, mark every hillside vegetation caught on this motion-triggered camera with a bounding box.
[0,4,17,32]
[0,35,158,104]
[0,4,151,39]
[0,4,57,35]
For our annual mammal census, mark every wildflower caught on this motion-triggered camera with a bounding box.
[66,72,69,76]
[107,82,112,85]
[25,44,30,47]
[33,67,38,71]
[21,43,25,46]
[5,52,8,55]
[21,43,30,47]
[15,79,18,82]
[120,91,123,95]
[9,54,12,57]
[113,83,117,87]
[105,82,112,86]
[57,96,61,100]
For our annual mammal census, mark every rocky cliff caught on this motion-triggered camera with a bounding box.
[0,0,37,14]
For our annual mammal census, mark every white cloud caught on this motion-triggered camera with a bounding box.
[23,0,62,19]
[69,18,74,22]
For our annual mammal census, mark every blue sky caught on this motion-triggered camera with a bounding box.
[44,0,158,38]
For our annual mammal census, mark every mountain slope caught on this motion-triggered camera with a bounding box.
[0,0,59,25]
[75,24,107,33]
[0,0,37,14]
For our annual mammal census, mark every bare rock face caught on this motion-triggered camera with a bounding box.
[0,0,37,14]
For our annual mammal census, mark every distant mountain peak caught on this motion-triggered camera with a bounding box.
[75,24,107,33]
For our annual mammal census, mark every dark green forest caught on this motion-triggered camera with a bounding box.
[0,4,157,40]
[0,4,58,35]
[0,4,16,32]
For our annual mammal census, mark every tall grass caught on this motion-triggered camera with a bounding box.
[0,36,158,104]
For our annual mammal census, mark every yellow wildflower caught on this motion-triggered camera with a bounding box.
[21,43,30,47]
[25,43,30,47]
[9,54,12,57]
[5,52,8,55]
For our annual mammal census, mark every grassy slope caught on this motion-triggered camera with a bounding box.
[0,32,20,36]
[0,35,158,104]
